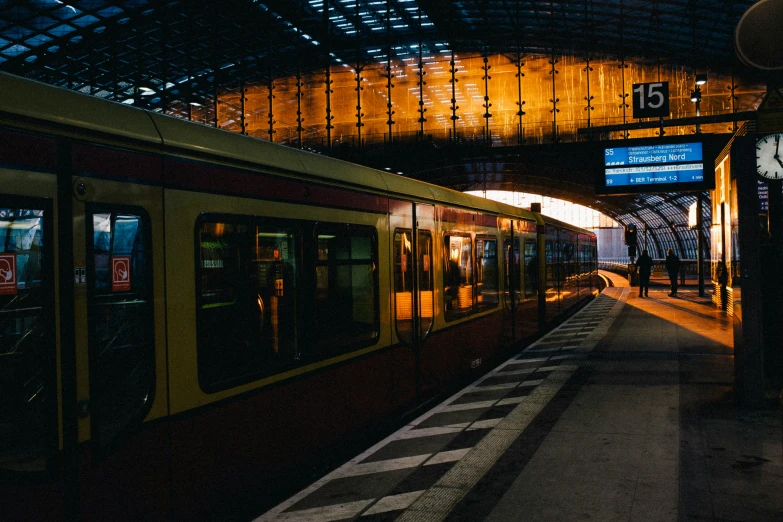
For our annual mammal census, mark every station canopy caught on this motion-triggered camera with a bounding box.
[0,0,765,258]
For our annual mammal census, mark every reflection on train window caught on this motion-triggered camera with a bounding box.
[88,209,154,450]
[393,229,434,343]
[503,238,521,301]
[524,239,538,298]
[314,224,379,353]
[197,219,298,392]
[444,234,472,320]
[0,205,55,473]
[476,237,498,310]
[417,231,434,337]
[394,229,413,343]
[545,236,558,300]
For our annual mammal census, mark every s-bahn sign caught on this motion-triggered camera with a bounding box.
[632,82,670,119]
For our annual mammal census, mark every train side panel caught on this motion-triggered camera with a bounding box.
[69,146,171,522]
[161,177,416,519]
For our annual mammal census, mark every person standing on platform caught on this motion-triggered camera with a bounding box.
[636,249,653,297]
[665,248,680,297]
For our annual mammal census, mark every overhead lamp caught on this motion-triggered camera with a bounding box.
[695,73,708,85]
[138,86,156,96]
[189,101,203,107]
[690,90,701,103]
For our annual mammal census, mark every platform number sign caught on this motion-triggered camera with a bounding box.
[632,82,670,119]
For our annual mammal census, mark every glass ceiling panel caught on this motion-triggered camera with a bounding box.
[29,15,58,29]
[50,6,83,20]
[1,43,28,56]
[97,6,124,18]
[25,34,51,47]
[73,15,100,27]
[48,23,76,36]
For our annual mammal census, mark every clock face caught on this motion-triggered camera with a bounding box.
[756,133,783,180]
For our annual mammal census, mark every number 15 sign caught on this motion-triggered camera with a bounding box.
[632,82,670,119]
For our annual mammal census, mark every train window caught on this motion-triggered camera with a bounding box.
[503,238,521,300]
[545,236,558,300]
[476,237,498,310]
[523,239,538,298]
[394,229,414,343]
[314,224,379,354]
[87,208,155,450]
[444,234,473,320]
[394,229,434,343]
[0,203,56,473]
[417,230,434,338]
[196,218,299,392]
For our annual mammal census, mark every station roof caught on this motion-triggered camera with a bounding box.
[0,1,762,105]
[0,1,762,258]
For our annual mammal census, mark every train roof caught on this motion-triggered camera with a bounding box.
[0,73,592,237]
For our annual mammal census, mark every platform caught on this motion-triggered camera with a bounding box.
[254,274,783,522]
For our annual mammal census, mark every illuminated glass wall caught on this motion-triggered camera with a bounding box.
[218,52,766,146]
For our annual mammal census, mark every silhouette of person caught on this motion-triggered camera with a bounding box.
[665,248,680,297]
[636,249,653,298]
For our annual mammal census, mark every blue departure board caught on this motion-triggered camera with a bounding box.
[595,137,716,196]
[603,142,704,189]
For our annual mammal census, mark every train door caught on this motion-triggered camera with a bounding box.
[0,162,60,522]
[390,201,435,395]
[503,221,520,343]
[69,153,170,520]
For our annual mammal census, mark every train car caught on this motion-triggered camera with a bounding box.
[0,73,599,521]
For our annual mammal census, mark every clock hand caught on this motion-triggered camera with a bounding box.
[777,137,783,168]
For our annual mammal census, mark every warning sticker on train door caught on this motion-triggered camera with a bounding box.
[0,253,17,295]
[111,256,131,292]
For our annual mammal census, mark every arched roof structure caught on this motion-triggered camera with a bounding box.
[0,1,763,257]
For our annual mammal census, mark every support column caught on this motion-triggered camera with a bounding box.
[354,0,364,148]
[727,71,739,133]
[515,53,525,146]
[240,70,247,135]
[212,10,219,128]
[583,55,594,133]
[159,0,168,115]
[697,192,705,297]
[618,58,629,138]
[482,54,492,147]
[267,79,275,142]
[734,136,765,404]
[296,72,304,147]
[449,50,459,143]
[548,51,559,142]
[416,8,427,138]
[768,178,783,385]
[385,0,395,143]
[295,11,304,148]
[323,0,333,150]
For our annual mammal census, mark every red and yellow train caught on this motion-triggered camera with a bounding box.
[0,72,599,521]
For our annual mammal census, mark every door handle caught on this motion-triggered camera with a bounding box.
[77,399,90,418]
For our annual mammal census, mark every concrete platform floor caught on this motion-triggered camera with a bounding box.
[478,287,782,522]
[255,280,782,522]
